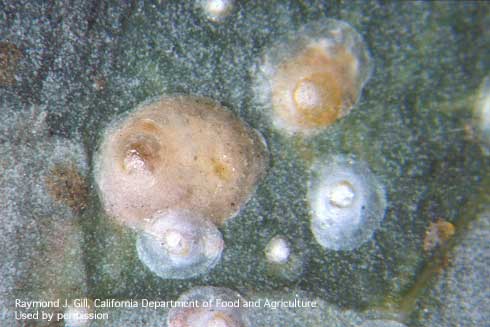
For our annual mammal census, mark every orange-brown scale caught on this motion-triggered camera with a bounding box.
[96,96,268,228]
[423,218,456,252]
[272,45,359,130]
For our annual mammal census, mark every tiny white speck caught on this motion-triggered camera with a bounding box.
[265,236,290,264]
